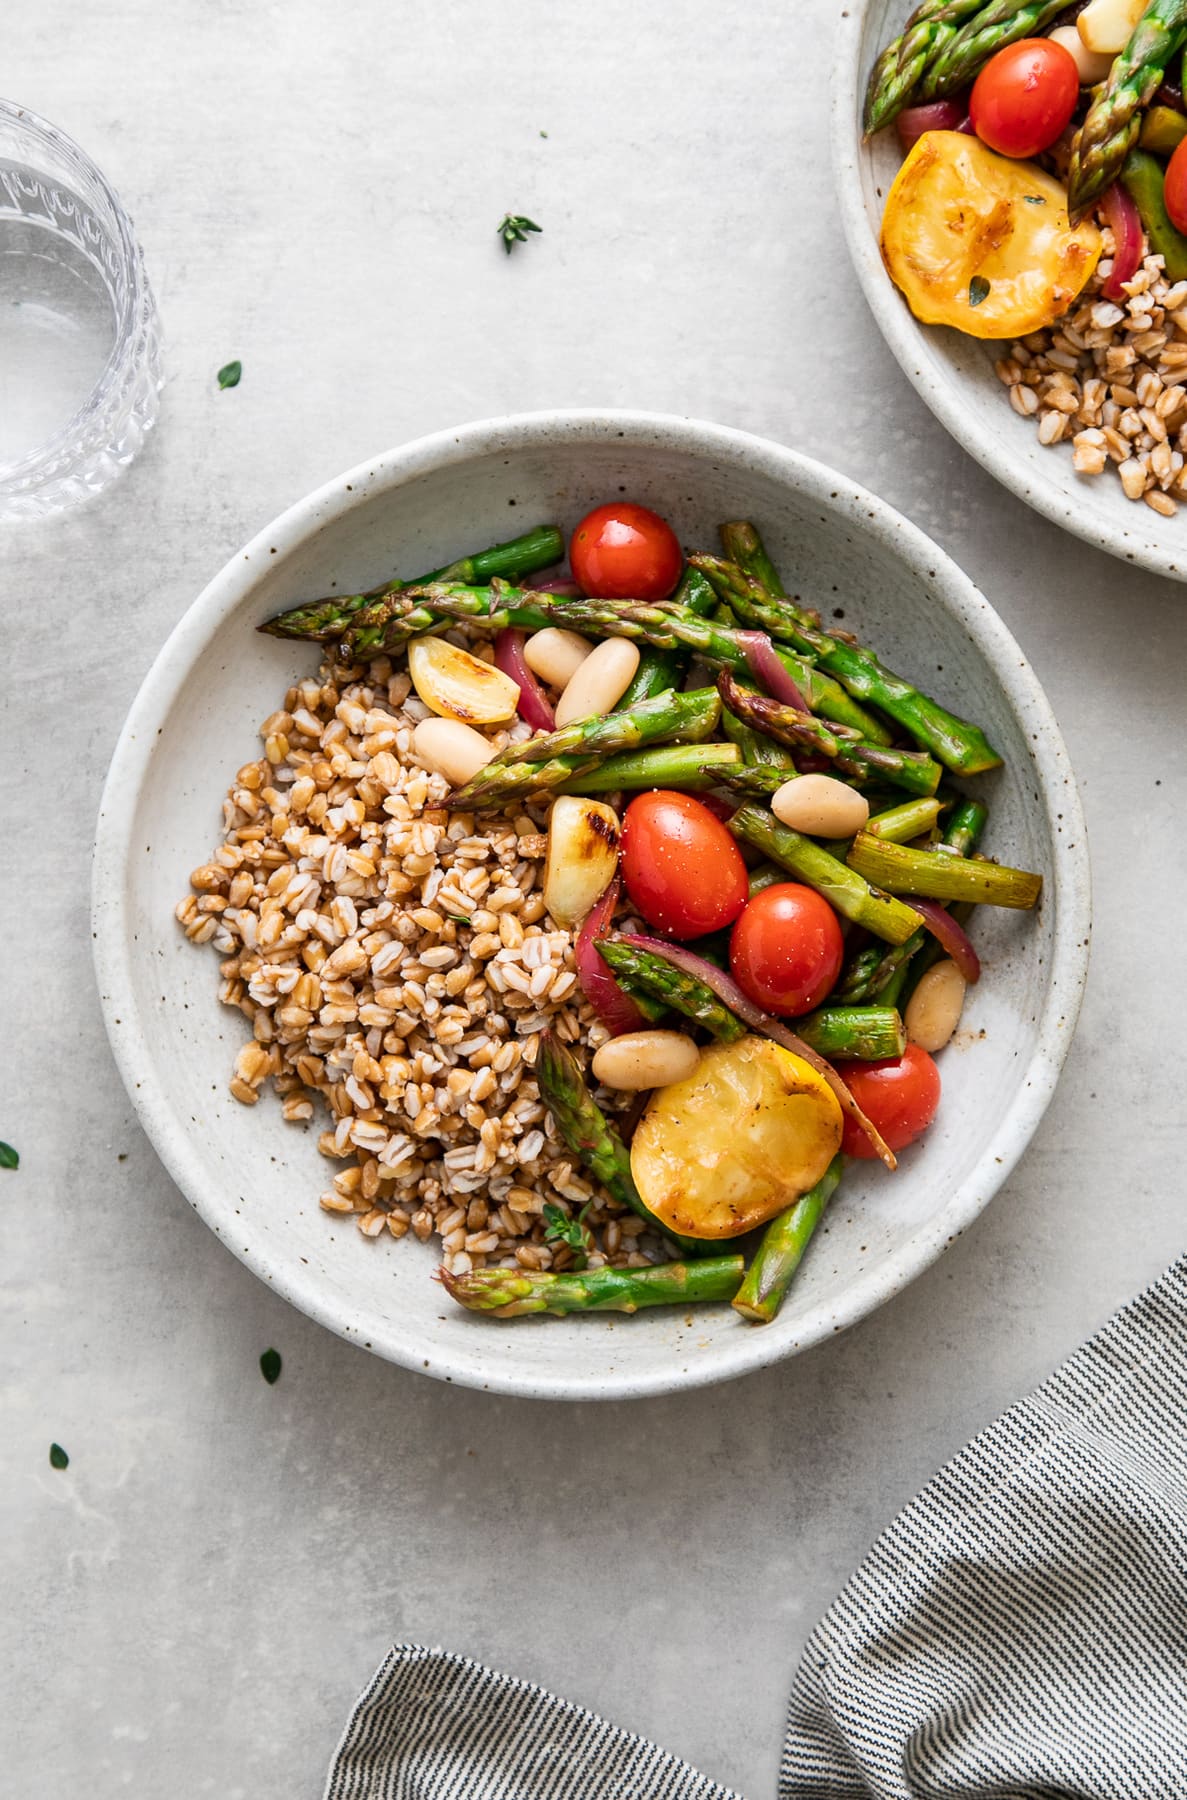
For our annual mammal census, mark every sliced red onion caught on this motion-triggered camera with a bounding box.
[736,631,810,713]
[896,100,967,150]
[523,571,585,596]
[494,628,555,733]
[906,898,981,985]
[616,933,897,1169]
[1100,182,1144,303]
[576,880,652,1037]
[696,792,738,824]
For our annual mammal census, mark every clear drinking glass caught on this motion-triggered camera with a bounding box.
[0,99,163,521]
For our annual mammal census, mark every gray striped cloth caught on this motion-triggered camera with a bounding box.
[327,1258,1187,1799]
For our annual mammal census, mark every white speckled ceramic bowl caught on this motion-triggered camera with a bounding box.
[92,411,1090,1399]
[833,2,1187,580]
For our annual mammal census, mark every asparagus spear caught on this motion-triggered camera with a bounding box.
[729,803,925,944]
[719,521,788,596]
[440,1257,744,1317]
[534,1033,705,1258]
[867,796,947,842]
[940,797,989,859]
[748,863,786,896]
[1067,0,1187,216]
[835,944,888,1003]
[617,568,720,706]
[733,1157,843,1324]
[717,672,943,797]
[344,582,556,659]
[821,795,948,862]
[385,581,887,743]
[840,799,988,1002]
[798,1007,906,1061]
[694,557,1001,775]
[922,0,1072,100]
[558,743,740,795]
[717,668,799,770]
[598,940,904,1061]
[444,689,720,807]
[862,0,987,135]
[597,939,748,1042]
[516,596,893,742]
[722,705,798,770]
[258,525,565,642]
[847,832,1041,908]
[887,801,987,997]
[715,764,786,800]
[501,687,719,765]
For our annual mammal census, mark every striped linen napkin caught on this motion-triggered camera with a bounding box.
[326,1257,1187,1800]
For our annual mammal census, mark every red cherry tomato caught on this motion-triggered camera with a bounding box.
[569,502,683,601]
[1166,138,1187,235]
[620,791,748,939]
[834,1044,942,1159]
[968,38,1079,160]
[728,883,844,1018]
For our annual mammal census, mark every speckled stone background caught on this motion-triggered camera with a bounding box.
[4,2,1185,1794]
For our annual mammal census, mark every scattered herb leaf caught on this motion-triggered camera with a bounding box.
[217,360,242,390]
[497,214,542,256]
[968,275,991,307]
[539,130,549,139]
[49,1443,69,1470]
[259,1348,282,1385]
[1024,194,1046,205]
[542,1202,594,1267]
[0,1141,18,1169]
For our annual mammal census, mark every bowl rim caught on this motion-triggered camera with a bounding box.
[91,408,1091,1400]
[830,4,1187,583]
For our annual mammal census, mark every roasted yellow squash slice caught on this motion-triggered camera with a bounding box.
[630,1036,843,1240]
[881,132,1101,339]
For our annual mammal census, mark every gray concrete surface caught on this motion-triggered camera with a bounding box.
[4,2,1185,1794]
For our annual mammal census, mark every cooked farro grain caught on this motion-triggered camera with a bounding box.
[178,643,662,1276]
[994,239,1187,514]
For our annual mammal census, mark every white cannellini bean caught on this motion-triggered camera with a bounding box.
[771,774,870,838]
[904,959,967,1054]
[412,717,496,786]
[523,627,594,689]
[554,638,641,728]
[591,1030,701,1092]
[1048,24,1113,85]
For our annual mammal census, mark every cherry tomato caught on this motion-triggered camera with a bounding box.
[728,883,844,1018]
[834,1044,942,1159]
[569,502,683,601]
[620,791,748,939]
[1165,138,1187,235]
[968,39,1079,161]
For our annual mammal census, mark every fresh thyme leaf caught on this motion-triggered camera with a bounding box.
[49,1443,69,1470]
[1024,195,1046,205]
[0,1141,17,1169]
[497,214,543,255]
[259,1348,282,1385]
[968,275,990,307]
[217,360,242,390]
[542,1201,594,1267]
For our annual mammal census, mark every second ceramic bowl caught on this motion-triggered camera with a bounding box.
[832,1,1187,581]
